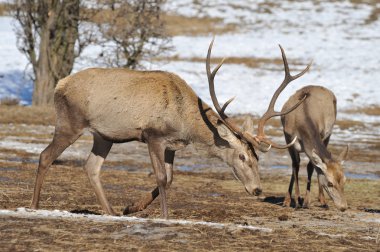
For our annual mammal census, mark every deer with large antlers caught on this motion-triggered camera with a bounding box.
[281,85,349,211]
[30,38,309,218]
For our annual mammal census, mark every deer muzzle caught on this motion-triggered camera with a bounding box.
[245,186,262,196]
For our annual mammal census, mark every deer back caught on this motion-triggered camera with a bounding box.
[281,85,337,156]
[54,68,216,144]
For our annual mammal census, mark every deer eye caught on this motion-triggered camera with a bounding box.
[239,154,246,161]
[327,182,334,187]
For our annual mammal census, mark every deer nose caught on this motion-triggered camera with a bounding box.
[245,186,262,196]
[253,188,262,196]
[338,205,347,212]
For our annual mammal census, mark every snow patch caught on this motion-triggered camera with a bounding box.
[0,207,273,232]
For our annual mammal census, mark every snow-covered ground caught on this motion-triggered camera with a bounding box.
[0,0,379,123]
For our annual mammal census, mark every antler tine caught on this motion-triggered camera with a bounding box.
[279,45,313,82]
[221,96,235,114]
[206,37,227,119]
[254,45,311,150]
[206,38,243,135]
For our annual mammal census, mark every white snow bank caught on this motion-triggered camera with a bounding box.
[0,207,273,232]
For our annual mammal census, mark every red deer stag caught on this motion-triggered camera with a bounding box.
[30,39,310,218]
[281,85,349,211]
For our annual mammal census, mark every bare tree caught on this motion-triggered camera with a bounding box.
[93,0,170,69]
[12,0,170,105]
[13,0,82,106]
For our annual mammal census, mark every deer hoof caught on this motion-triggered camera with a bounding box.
[123,206,133,215]
[320,204,329,209]
[123,204,142,215]
[302,202,310,209]
[302,198,311,209]
[283,198,291,207]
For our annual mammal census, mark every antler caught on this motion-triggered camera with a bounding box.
[206,38,311,152]
[253,45,312,150]
[206,37,244,135]
[206,38,274,152]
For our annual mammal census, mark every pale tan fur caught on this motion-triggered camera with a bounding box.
[31,67,262,218]
[281,85,348,211]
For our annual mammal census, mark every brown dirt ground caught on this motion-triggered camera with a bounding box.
[0,161,379,251]
[0,116,379,251]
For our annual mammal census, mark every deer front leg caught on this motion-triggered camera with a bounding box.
[31,129,82,209]
[318,136,330,208]
[284,146,300,208]
[284,169,294,207]
[83,133,115,215]
[293,164,301,208]
[148,141,171,218]
[317,174,328,208]
[303,162,314,208]
[124,142,174,219]
[123,150,175,215]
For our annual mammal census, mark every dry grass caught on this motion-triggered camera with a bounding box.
[335,119,365,130]
[0,97,20,106]
[0,3,10,16]
[83,5,238,37]
[0,159,379,251]
[350,0,380,5]
[163,14,237,36]
[343,105,380,116]
[365,6,380,24]
[0,105,55,125]
[155,55,305,70]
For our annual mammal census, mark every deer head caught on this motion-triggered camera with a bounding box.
[311,145,349,211]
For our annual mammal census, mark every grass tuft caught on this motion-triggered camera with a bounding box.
[0,105,55,125]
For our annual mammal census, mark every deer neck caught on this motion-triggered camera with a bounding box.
[300,126,332,162]
[190,98,234,162]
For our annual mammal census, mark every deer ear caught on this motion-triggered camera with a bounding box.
[311,149,327,173]
[242,117,254,133]
[216,122,239,147]
[337,144,349,165]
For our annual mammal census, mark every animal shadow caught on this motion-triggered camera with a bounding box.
[363,208,380,214]
[263,196,304,209]
[70,209,101,215]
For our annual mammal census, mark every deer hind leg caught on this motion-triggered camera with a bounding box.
[303,161,314,208]
[284,146,300,208]
[30,126,83,209]
[123,150,175,216]
[83,133,114,215]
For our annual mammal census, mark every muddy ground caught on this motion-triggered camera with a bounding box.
[0,115,379,251]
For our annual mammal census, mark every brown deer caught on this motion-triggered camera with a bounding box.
[281,85,349,211]
[30,39,310,218]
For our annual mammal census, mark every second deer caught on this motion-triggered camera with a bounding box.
[281,85,349,211]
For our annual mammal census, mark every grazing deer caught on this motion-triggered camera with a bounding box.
[30,39,310,218]
[281,85,349,211]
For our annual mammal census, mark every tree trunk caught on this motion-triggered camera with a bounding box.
[27,0,80,106]
[32,21,56,106]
